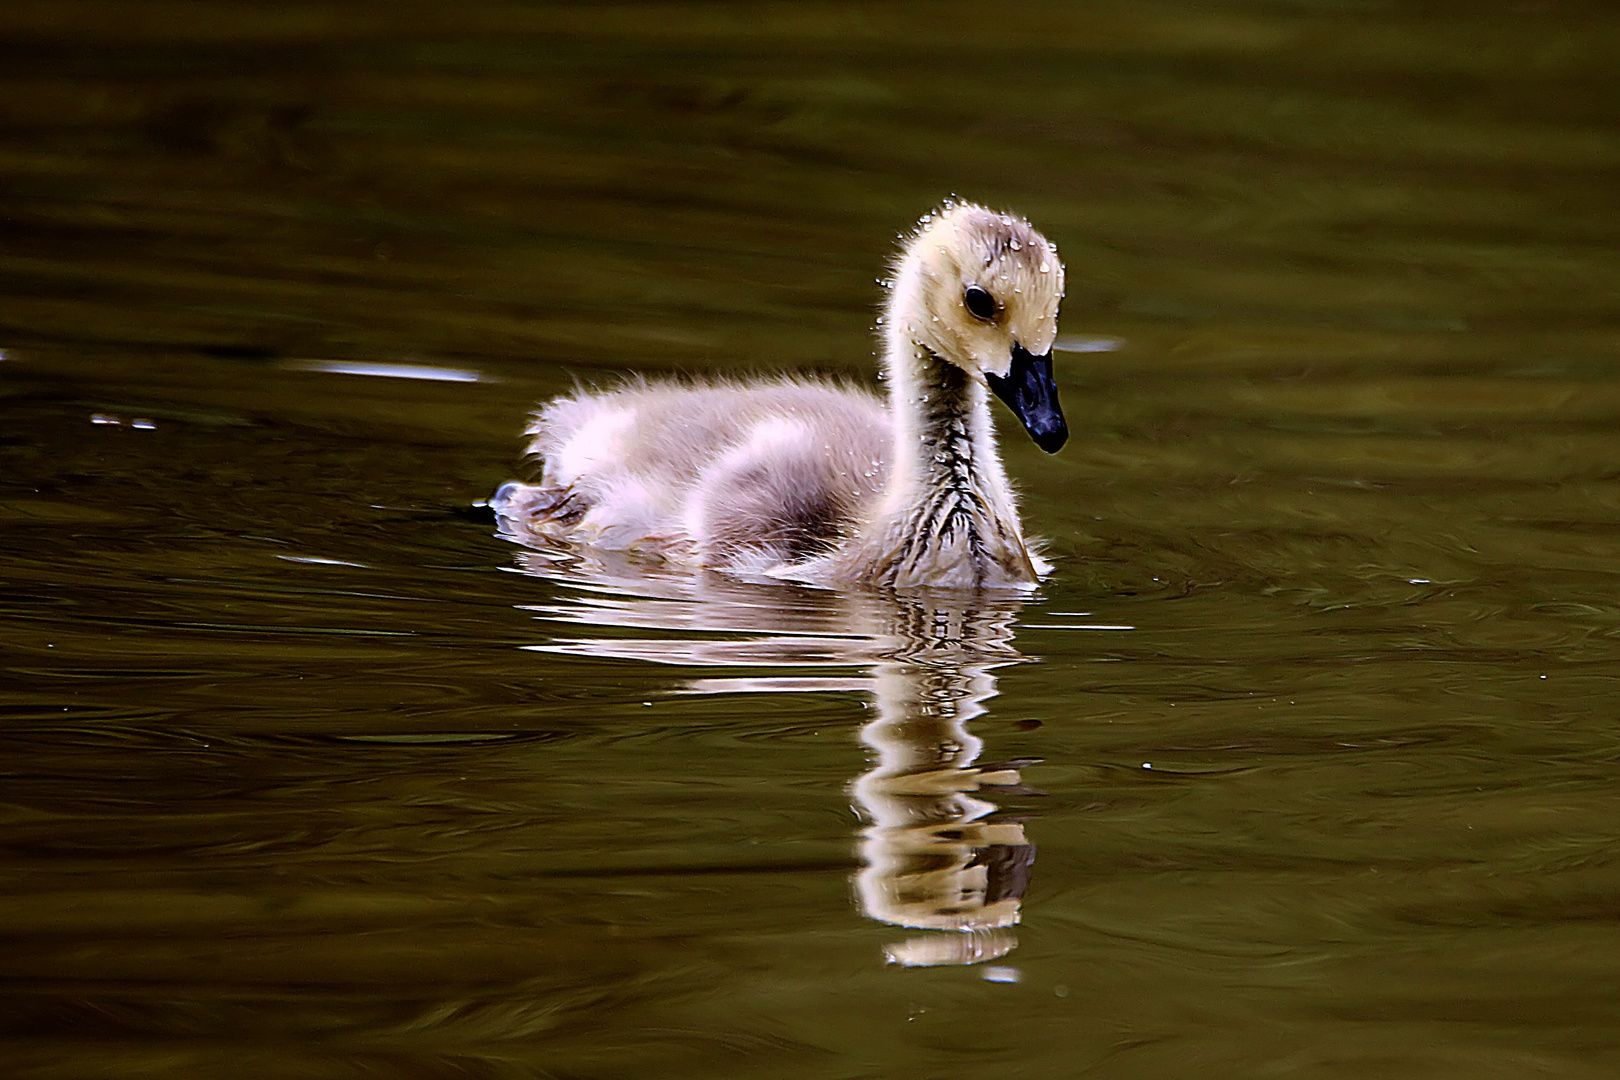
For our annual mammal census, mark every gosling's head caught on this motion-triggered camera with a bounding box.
[894,201,1068,452]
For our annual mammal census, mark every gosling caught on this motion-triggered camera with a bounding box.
[494,201,1068,590]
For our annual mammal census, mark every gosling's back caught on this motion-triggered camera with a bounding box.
[497,378,892,570]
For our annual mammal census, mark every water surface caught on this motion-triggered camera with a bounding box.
[3,1,1620,1076]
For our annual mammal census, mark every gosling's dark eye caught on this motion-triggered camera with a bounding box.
[963,284,996,321]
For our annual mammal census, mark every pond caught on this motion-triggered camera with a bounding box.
[3,1,1620,1076]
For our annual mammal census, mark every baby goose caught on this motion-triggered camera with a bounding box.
[494,201,1067,590]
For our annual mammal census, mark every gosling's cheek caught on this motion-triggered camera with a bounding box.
[979,351,1014,379]
[1022,330,1058,357]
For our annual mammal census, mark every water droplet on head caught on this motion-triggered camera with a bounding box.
[1009,239,1021,251]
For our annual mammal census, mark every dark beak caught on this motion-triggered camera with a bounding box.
[986,344,1067,453]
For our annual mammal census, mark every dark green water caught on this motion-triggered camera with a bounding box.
[4,2,1620,1076]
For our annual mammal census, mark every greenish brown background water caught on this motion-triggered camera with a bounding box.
[3,1,1620,1076]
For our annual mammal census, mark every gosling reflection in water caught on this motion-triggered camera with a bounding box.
[857,660,1035,967]
[511,548,1039,966]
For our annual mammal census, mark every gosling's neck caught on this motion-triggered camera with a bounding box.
[884,338,1003,513]
[872,294,1033,586]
